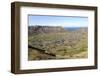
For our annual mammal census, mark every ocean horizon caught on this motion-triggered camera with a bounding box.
[64,27,87,31]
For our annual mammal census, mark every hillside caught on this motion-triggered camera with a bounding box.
[28,25,66,36]
[28,25,88,60]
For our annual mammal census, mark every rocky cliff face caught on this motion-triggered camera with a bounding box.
[28,25,65,36]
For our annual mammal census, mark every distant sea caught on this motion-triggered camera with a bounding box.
[64,27,81,31]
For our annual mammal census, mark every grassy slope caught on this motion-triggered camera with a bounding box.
[28,30,88,60]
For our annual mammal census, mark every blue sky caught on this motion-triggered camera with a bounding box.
[28,15,88,27]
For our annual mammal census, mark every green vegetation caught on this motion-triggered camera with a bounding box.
[28,26,88,60]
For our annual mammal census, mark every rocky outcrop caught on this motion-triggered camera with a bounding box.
[28,25,65,36]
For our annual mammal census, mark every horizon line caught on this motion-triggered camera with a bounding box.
[28,25,88,27]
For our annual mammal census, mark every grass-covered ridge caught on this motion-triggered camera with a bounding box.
[28,26,88,60]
